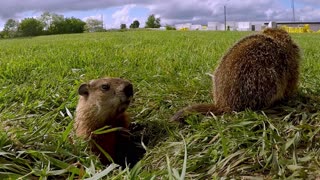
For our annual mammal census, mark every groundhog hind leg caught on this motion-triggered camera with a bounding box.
[232,69,281,110]
[284,69,299,98]
[171,103,225,122]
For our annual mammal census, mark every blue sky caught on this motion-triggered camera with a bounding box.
[1,0,320,30]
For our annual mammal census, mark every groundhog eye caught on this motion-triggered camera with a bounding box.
[101,84,110,91]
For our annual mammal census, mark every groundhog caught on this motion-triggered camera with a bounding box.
[172,28,301,122]
[74,77,134,165]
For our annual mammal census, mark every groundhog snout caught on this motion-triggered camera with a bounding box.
[123,83,133,97]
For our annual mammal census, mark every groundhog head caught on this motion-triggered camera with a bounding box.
[262,28,300,60]
[262,28,298,50]
[77,77,133,122]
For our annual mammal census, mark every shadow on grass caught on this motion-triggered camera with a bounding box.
[264,91,320,122]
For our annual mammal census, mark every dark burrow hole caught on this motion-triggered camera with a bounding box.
[113,121,170,168]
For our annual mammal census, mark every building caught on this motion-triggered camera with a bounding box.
[175,23,192,30]
[236,21,266,31]
[208,22,224,30]
[275,22,320,31]
[237,22,251,31]
[175,21,320,32]
[208,21,262,31]
[208,21,237,31]
[226,21,237,30]
[190,24,202,30]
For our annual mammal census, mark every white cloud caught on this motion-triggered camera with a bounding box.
[265,9,274,20]
[111,4,136,28]
[295,6,320,21]
[82,15,103,22]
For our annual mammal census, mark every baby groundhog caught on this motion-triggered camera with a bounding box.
[172,28,301,122]
[74,77,134,165]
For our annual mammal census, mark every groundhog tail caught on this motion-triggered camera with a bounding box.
[171,103,224,123]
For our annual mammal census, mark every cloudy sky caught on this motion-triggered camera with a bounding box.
[1,0,320,29]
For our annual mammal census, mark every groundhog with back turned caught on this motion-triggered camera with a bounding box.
[172,28,301,122]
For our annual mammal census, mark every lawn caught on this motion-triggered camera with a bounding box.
[0,30,319,179]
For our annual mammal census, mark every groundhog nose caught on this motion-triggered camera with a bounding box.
[123,83,133,97]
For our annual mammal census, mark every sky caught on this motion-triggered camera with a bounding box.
[1,0,320,30]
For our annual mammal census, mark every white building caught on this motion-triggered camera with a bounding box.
[226,21,237,31]
[175,23,192,30]
[237,22,252,31]
[267,21,277,28]
[176,21,268,31]
[208,22,224,31]
[236,21,267,31]
[251,22,267,31]
[208,21,237,31]
[208,22,217,30]
[190,24,202,30]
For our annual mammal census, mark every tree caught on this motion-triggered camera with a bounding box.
[165,25,176,30]
[3,19,19,38]
[129,20,140,29]
[65,17,86,33]
[85,18,104,32]
[48,17,86,34]
[19,18,44,36]
[0,31,4,38]
[120,24,127,29]
[145,14,161,28]
[48,19,64,34]
[39,11,64,31]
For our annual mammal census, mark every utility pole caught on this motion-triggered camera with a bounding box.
[224,5,227,31]
[292,0,296,22]
[224,0,229,31]
[101,14,104,29]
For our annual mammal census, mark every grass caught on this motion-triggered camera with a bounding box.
[0,30,319,179]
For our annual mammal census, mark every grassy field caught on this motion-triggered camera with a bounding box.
[0,30,319,179]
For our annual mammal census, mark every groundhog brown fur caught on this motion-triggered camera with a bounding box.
[172,28,301,122]
[74,77,133,165]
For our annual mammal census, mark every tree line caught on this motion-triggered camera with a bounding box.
[0,12,86,38]
[0,12,164,38]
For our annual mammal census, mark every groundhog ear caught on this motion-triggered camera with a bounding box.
[78,84,89,96]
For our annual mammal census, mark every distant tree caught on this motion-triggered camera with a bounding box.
[3,19,19,38]
[48,19,64,34]
[145,14,161,28]
[85,18,104,32]
[48,17,85,34]
[165,25,176,30]
[39,11,51,29]
[129,20,140,29]
[120,23,127,29]
[65,17,86,33]
[19,18,44,36]
[39,11,64,31]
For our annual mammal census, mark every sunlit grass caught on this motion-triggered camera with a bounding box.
[0,30,319,179]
